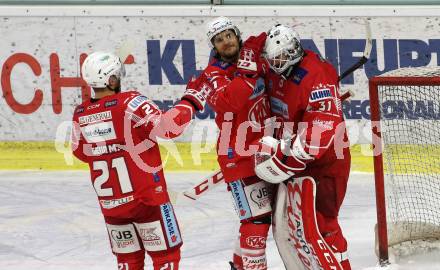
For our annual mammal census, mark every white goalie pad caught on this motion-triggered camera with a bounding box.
[272,177,344,270]
[272,181,305,269]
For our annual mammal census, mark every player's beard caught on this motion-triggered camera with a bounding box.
[219,44,239,63]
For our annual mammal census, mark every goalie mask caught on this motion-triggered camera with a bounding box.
[264,24,304,78]
[206,16,241,49]
[81,51,126,91]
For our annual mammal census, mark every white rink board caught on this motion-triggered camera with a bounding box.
[0,8,440,142]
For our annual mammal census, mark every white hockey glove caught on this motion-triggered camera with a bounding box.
[254,136,313,184]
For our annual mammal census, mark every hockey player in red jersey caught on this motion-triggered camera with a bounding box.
[254,24,352,269]
[71,51,209,270]
[191,17,273,270]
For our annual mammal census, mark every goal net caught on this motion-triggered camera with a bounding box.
[369,67,440,264]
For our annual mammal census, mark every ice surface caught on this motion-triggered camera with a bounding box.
[0,171,439,270]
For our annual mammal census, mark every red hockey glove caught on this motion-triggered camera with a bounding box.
[254,136,314,184]
[237,32,269,79]
[182,74,213,111]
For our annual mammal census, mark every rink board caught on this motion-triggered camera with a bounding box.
[0,7,440,144]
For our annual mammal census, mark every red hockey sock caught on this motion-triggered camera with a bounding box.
[116,250,145,270]
[239,222,270,270]
[150,248,180,270]
[232,236,244,270]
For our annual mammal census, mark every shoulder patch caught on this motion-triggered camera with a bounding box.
[128,95,149,111]
[105,99,118,108]
[291,67,308,85]
[75,106,84,114]
[249,78,265,99]
[309,88,333,102]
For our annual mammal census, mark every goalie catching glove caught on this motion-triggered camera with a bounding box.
[182,73,213,111]
[254,136,314,184]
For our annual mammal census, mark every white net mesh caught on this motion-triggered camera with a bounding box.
[376,67,440,247]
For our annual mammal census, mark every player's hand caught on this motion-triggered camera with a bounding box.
[237,32,269,78]
[182,73,213,111]
[254,136,312,184]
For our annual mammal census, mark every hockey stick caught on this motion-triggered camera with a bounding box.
[115,39,135,63]
[169,170,224,204]
[338,19,372,99]
[182,170,224,200]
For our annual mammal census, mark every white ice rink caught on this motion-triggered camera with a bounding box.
[1,171,439,270]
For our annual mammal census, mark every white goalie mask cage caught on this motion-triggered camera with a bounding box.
[81,51,126,88]
[264,24,304,74]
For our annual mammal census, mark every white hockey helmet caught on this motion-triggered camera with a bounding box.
[206,16,241,48]
[81,51,125,88]
[264,24,304,74]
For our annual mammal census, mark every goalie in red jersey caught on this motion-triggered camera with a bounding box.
[188,17,274,270]
[71,51,208,270]
[253,24,352,270]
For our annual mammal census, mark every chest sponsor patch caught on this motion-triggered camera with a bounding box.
[291,67,308,85]
[309,88,333,102]
[270,97,289,119]
[78,111,112,126]
[81,121,116,143]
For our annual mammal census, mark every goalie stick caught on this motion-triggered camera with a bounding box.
[338,19,373,99]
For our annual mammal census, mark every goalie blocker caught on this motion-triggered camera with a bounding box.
[273,177,347,270]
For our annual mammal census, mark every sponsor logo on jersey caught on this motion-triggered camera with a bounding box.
[82,121,117,143]
[160,203,182,247]
[106,224,140,253]
[128,95,149,111]
[91,143,121,156]
[229,180,252,220]
[291,67,308,85]
[87,103,100,110]
[246,236,266,249]
[100,195,134,209]
[249,185,271,209]
[312,119,334,130]
[136,221,167,251]
[105,99,118,108]
[78,111,112,126]
[270,97,289,119]
[309,88,333,102]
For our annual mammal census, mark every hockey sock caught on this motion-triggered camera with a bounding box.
[116,250,145,270]
[150,248,180,270]
[239,221,270,270]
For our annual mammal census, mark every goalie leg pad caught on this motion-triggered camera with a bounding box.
[273,177,345,270]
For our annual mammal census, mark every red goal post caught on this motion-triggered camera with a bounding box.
[369,67,440,265]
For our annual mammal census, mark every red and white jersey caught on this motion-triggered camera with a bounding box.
[71,91,194,217]
[265,50,351,178]
[201,59,272,182]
